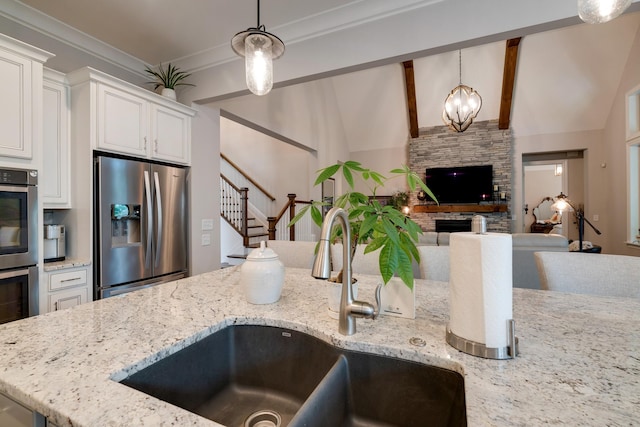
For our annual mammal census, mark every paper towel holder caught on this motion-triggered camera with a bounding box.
[446,319,518,359]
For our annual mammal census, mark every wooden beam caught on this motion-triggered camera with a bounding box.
[403,60,419,138]
[499,37,522,130]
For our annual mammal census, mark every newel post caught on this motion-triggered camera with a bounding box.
[241,187,249,247]
[287,194,297,241]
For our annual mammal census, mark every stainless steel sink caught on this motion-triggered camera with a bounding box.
[120,325,466,427]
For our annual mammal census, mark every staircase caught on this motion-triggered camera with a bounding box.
[226,217,269,260]
[220,154,316,262]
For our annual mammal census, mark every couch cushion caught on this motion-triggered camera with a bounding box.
[417,231,439,246]
[512,233,568,290]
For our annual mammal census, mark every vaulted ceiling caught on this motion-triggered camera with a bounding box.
[2,0,640,151]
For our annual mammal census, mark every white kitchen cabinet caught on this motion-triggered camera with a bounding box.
[0,33,53,159]
[150,103,191,163]
[68,67,195,165]
[45,266,90,313]
[42,69,71,208]
[97,83,148,157]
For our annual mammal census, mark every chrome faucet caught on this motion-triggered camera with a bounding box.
[312,207,379,335]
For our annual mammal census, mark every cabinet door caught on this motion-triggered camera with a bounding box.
[42,77,71,207]
[0,50,33,158]
[150,104,190,164]
[97,83,148,157]
[48,286,88,312]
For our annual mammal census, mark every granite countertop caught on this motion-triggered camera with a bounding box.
[42,258,91,272]
[0,266,638,426]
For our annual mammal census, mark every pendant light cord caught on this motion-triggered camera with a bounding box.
[458,50,462,85]
[257,0,261,28]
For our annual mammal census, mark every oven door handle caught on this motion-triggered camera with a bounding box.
[0,268,29,280]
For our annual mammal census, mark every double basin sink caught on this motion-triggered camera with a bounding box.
[120,325,466,427]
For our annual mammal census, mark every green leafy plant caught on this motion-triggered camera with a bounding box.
[144,63,195,90]
[289,161,437,289]
[389,191,409,211]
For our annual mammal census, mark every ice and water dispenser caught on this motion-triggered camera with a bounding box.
[111,204,141,247]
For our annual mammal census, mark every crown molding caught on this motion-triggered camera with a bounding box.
[170,0,445,72]
[0,0,147,77]
[0,0,444,77]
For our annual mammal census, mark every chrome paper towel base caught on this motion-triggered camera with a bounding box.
[446,320,518,360]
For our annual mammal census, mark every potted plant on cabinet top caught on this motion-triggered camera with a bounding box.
[290,161,437,289]
[144,63,194,100]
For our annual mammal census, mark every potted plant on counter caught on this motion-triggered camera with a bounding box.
[290,161,436,289]
[144,63,194,100]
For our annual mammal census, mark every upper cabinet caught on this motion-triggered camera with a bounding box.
[42,69,71,208]
[0,33,53,160]
[68,67,195,165]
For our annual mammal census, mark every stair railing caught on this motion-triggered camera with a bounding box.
[268,194,316,241]
[221,153,276,217]
[220,175,251,246]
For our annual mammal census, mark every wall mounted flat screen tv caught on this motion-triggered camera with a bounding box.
[425,165,493,203]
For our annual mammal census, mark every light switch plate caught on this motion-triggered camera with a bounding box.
[201,233,211,246]
[201,219,214,230]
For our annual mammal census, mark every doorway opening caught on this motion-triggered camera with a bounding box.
[522,151,585,240]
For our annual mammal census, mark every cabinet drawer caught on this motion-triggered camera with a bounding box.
[49,269,87,291]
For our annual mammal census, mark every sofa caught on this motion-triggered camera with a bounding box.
[416,231,569,289]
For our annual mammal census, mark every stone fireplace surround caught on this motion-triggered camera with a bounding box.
[409,120,512,233]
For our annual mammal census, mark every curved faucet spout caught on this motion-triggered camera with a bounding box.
[311,207,377,335]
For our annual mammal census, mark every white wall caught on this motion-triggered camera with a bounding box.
[220,117,312,209]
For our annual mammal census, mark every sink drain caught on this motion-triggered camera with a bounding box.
[244,410,282,427]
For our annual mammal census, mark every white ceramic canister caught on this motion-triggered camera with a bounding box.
[240,240,285,304]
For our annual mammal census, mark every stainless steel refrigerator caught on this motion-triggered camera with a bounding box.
[95,155,188,298]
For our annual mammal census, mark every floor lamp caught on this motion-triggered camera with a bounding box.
[551,193,602,252]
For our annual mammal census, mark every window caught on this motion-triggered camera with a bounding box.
[627,84,640,246]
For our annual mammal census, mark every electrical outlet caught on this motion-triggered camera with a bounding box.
[201,233,211,246]
[593,214,599,222]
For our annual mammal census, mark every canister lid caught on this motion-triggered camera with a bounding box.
[246,240,279,261]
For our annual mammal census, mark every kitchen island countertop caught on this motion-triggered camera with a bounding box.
[0,266,638,426]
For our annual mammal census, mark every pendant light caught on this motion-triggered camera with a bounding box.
[578,0,631,23]
[231,0,285,96]
[442,50,482,133]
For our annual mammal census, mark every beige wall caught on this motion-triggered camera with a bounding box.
[603,22,640,256]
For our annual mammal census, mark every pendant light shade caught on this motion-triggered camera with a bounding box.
[442,51,482,133]
[577,0,631,23]
[231,0,285,96]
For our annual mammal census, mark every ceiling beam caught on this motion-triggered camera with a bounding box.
[403,60,419,138]
[499,37,522,130]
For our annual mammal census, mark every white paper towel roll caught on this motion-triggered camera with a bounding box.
[449,232,512,349]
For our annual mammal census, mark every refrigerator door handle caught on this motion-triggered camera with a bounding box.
[154,171,163,268]
[144,170,153,269]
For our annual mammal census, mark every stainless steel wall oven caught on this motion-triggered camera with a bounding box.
[0,167,38,325]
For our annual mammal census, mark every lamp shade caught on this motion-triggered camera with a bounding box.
[578,0,631,23]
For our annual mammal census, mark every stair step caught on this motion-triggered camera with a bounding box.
[248,232,269,238]
[227,253,248,259]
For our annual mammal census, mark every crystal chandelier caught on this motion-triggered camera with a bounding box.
[442,50,482,133]
[231,0,285,96]
[577,0,631,24]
